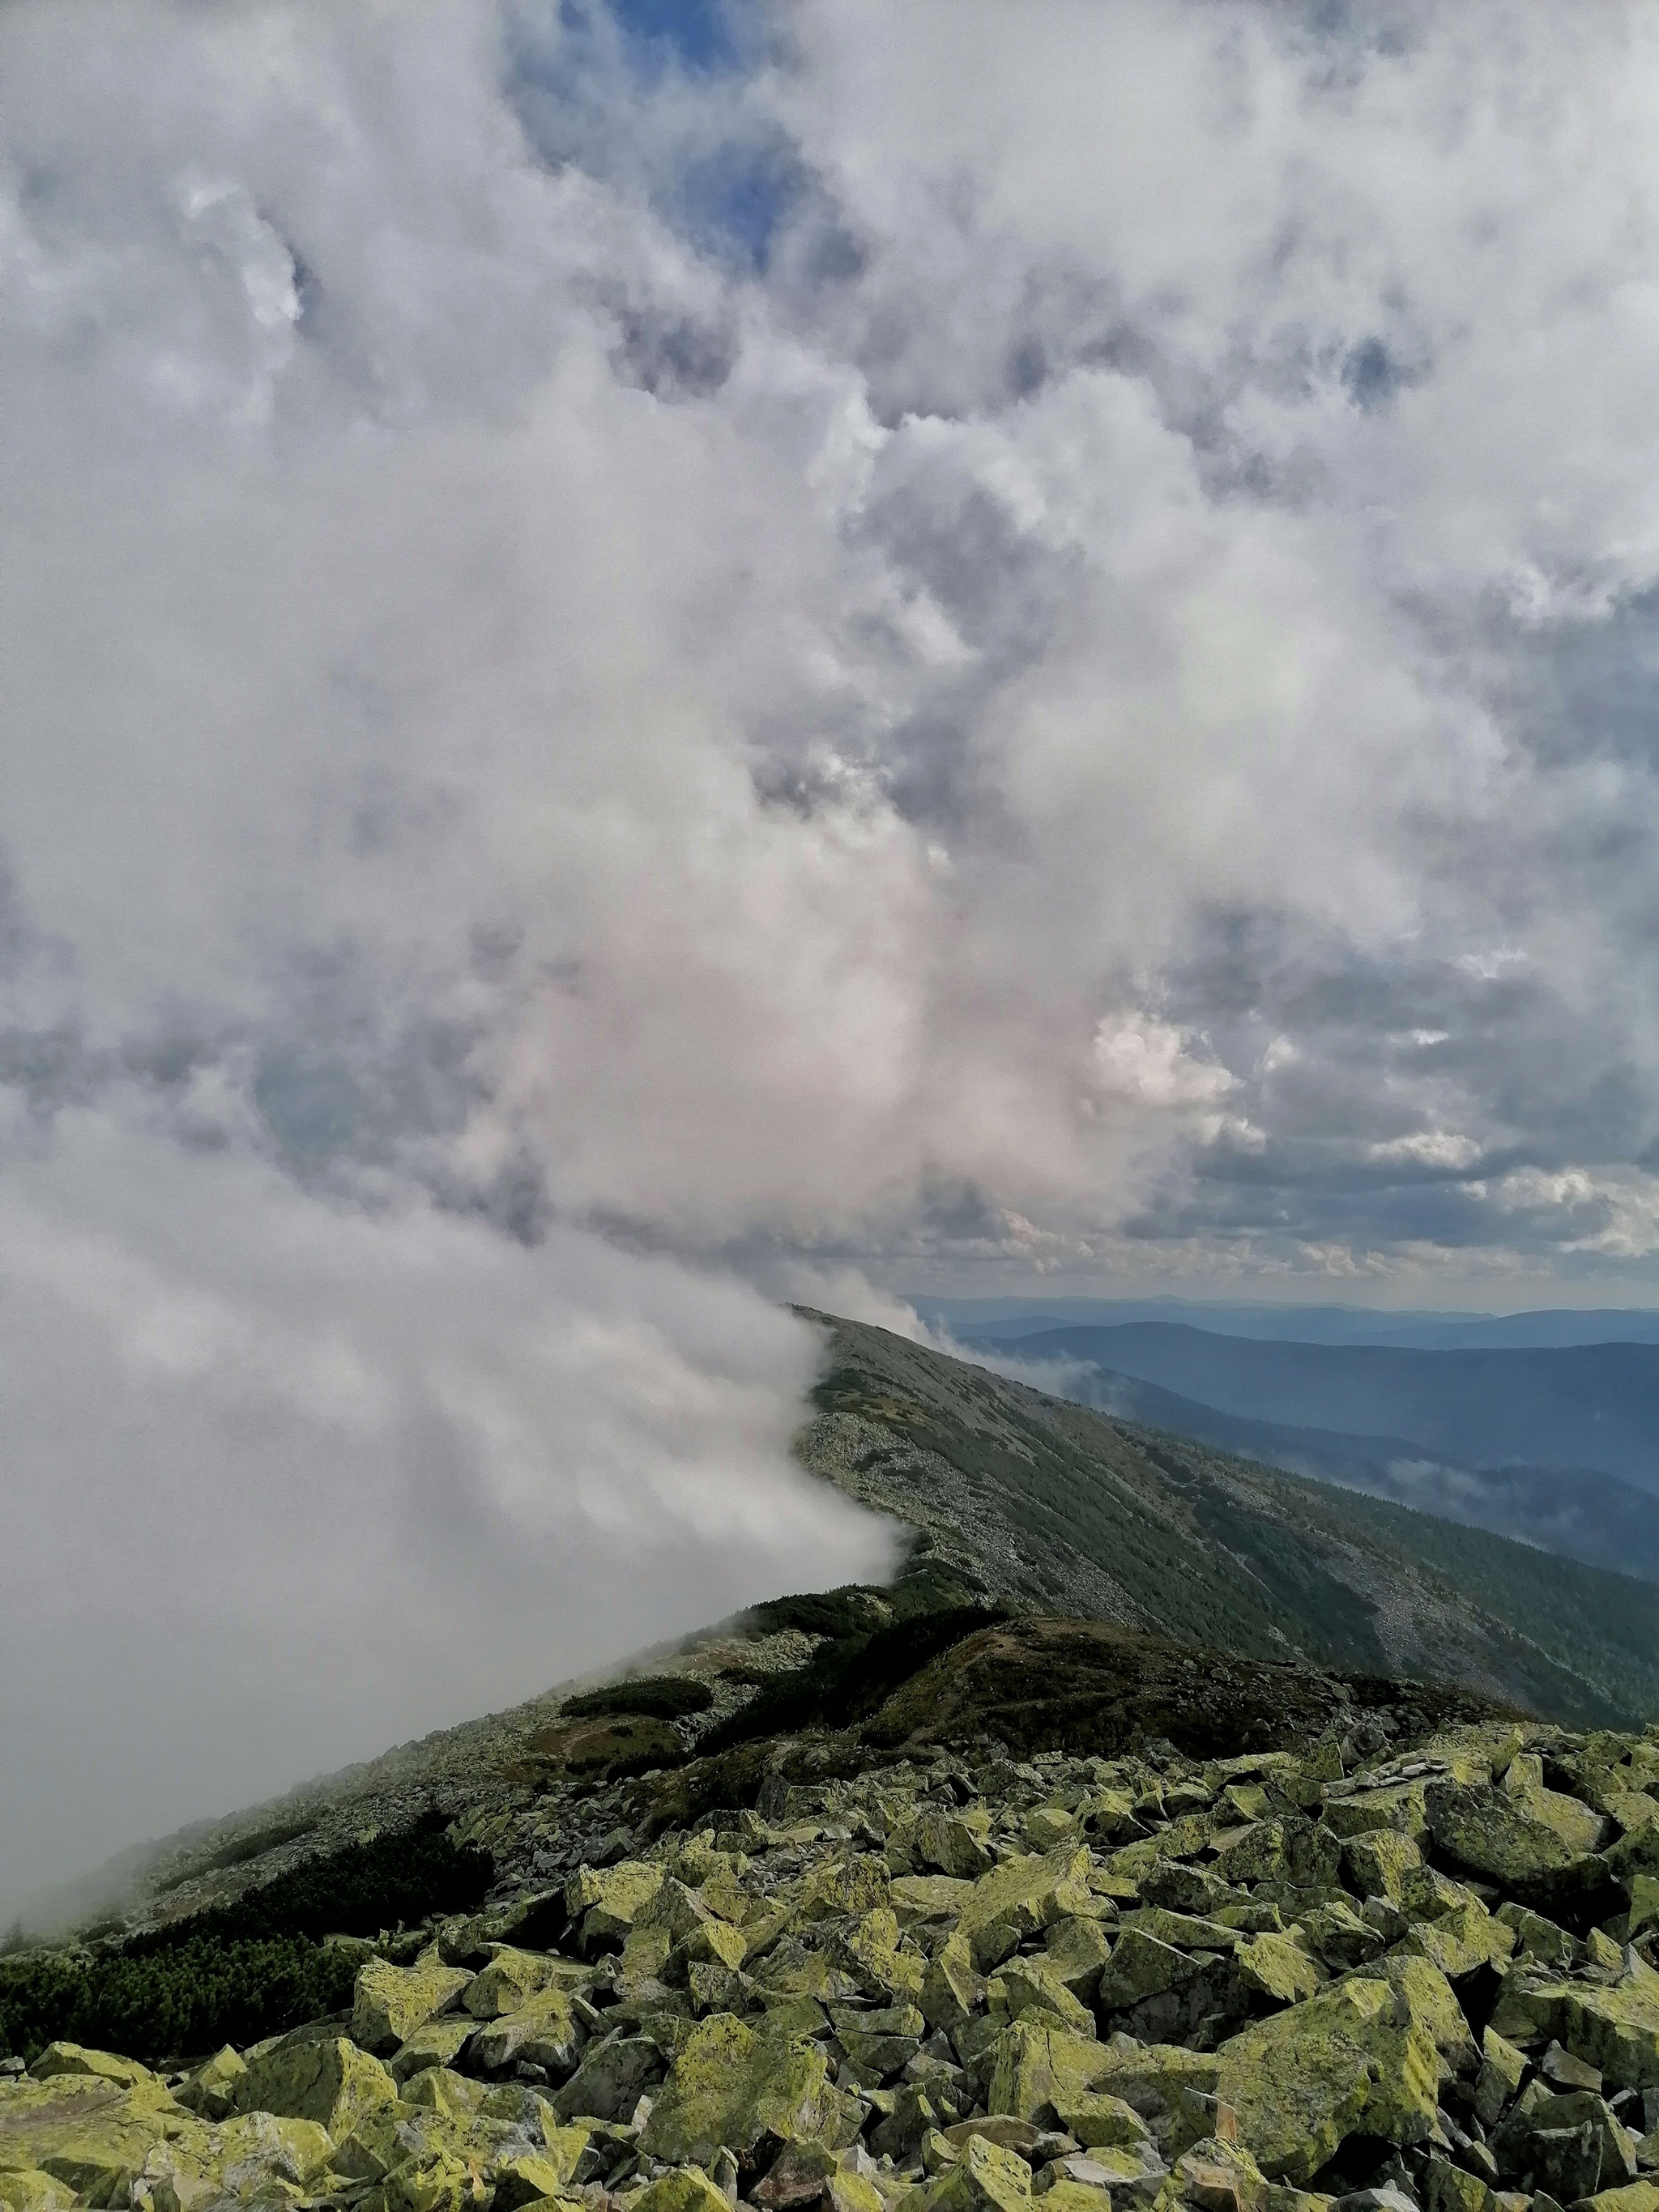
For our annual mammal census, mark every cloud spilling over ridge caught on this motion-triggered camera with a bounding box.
[10,0,1659,1898]
[0,1114,896,1914]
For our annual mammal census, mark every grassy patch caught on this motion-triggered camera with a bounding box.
[504,1715,687,1785]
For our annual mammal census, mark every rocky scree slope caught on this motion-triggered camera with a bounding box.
[15,1711,1659,2212]
[793,1315,1659,1729]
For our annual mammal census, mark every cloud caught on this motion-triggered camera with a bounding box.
[12,0,1659,1897]
[0,1109,894,1915]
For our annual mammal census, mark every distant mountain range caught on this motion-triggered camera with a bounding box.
[945,1315,1659,1582]
[987,1322,1659,1491]
[917,1293,1659,1349]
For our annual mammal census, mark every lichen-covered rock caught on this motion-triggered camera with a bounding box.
[1358,1952,1480,2073]
[1096,1930,1207,2016]
[0,2075,203,2207]
[987,1958,1096,2038]
[1474,2027,1529,2129]
[173,2047,246,2122]
[1503,1757,1612,1857]
[232,2035,398,2138]
[1052,2092,1153,2150]
[1398,1897,1516,1979]
[1175,2133,1269,2212]
[24,2053,156,2097]
[465,1984,584,2076]
[550,2031,663,2123]
[916,1814,996,1882]
[1425,1782,1581,1885]
[640,2014,861,2167]
[458,1946,563,2021]
[1320,1781,1429,1841]
[1575,2184,1659,2212]
[352,1954,475,2054]
[1339,1830,1422,1903]
[565,1859,664,1945]
[630,2171,735,2212]
[1214,1977,1441,2180]
[923,1932,987,2036]
[141,2108,335,2211]
[0,2169,74,2212]
[986,2021,1116,2125]
[1493,1969,1659,2087]
[328,2090,538,2194]
[926,2133,1034,2212]
[1213,1818,1339,1891]
[959,1849,1094,1944]
[390,2017,477,2084]
[1235,1933,1324,2006]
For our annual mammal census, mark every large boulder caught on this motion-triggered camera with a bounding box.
[987,1959,1096,2039]
[389,2017,476,2084]
[927,2134,1035,2212]
[631,2171,736,2212]
[0,2172,74,2212]
[140,2109,334,2212]
[957,1848,1094,1946]
[352,1954,474,2054]
[639,2013,863,2167]
[985,2021,1116,2125]
[26,2049,158,2094]
[458,1946,563,2020]
[467,1984,585,2076]
[0,2074,204,2207]
[1213,1975,1441,2181]
[1493,1967,1659,2089]
[233,2035,399,2139]
[1503,1757,1612,1857]
[174,2047,247,2121]
[551,2031,663,2123]
[565,1860,664,1946]
[1424,1782,1581,1886]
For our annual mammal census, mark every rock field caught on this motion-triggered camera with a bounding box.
[13,1711,1659,2212]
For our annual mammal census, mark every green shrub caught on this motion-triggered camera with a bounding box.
[126,1808,492,1956]
[702,1603,1002,1753]
[0,1936,357,2065]
[156,1817,321,1894]
[744,1588,890,1641]
[561,1676,714,1721]
[0,1810,496,2066]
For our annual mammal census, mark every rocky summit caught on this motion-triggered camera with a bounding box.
[12,1710,1659,2212]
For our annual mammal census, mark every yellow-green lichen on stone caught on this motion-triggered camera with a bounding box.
[232,2036,398,2140]
[1214,1975,1440,2181]
[640,2014,862,2167]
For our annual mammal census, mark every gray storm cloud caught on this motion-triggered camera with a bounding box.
[8,0,1659,1903]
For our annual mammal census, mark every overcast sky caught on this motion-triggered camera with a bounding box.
[10,0,1659,1907]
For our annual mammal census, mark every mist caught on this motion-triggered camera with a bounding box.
[13,0,1659,1908]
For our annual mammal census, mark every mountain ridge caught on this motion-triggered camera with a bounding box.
[19,1308,1659,1953]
